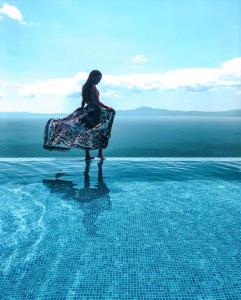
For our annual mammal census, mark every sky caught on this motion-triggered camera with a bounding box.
[0,0,241,113]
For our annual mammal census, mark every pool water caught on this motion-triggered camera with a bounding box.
[0,158,241,299]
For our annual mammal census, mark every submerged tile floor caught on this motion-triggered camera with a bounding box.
[0,158,241,299]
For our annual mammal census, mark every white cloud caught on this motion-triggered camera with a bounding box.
[18,72,88,98]
[124,54,148,65]
[101,90,122,98]
[108,57,241,94]
[0,56,232,112]
[0,3,27,25]
[132,54,148,64]
[0,90,4,99]
[16,57,241,99]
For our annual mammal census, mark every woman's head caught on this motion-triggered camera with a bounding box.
[87,70,102,85]
[82,70,102,103]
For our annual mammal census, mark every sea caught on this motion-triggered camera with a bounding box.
[0,116,241,157]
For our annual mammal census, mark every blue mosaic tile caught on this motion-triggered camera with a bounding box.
[0,158,240,299]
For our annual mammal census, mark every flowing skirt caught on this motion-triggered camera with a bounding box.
[43,104,115,151]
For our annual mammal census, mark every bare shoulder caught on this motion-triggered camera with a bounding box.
[92,85,99,93]
[91,85,99,99]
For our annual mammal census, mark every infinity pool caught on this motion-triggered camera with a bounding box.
[0,158,241,299]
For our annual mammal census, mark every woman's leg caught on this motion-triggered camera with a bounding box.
[85,149,94,160]
[97,148,105,160]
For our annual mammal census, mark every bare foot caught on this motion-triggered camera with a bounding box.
[85,156,95,161]
[97,154,105,160]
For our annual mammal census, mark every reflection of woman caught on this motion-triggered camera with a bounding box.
[42,160,111,236]
[43,70,116,161]
[81,160,111,236]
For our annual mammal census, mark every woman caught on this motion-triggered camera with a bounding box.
[43,70,115,160]
[81,70,114,160]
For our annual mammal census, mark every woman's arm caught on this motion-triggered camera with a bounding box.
[96,99,111,110]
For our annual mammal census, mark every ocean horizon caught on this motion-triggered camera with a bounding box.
[1,115,241,158]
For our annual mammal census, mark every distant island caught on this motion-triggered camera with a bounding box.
[117,107,241,117]
[1,106,241,117]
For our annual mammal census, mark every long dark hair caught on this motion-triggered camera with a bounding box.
[81,70,102,104]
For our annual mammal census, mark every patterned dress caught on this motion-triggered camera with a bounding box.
[43,86,115,151]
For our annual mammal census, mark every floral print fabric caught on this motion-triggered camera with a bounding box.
[43,104,115,151]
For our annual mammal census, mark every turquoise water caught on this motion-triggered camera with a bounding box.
[1,158,241,299]
[0,116,241,157]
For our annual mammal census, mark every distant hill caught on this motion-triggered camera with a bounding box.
[117,106,241,117]
[1,107,241,117]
